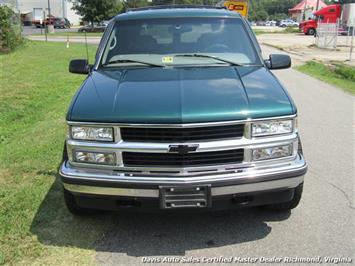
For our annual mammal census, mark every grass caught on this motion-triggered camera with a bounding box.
[296,60,355,95]
[253,27,299,35]
[0,41,113,265]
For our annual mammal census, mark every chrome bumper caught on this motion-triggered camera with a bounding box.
[60,154,307,198]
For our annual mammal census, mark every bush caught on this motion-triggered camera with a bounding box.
[0,5,23,53]
[284,27,299,33]
[334,64,355,82]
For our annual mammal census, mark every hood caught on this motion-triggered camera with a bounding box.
[68,66,295,123]
[300,20,313,25]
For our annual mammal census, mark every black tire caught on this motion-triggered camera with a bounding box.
[264,183,303,211]
[61,142,98,215]
[264,137,304,211]
[307,28,316,36]
[63,188,98,216]
[298,137,303,155]
[62,141,68,162]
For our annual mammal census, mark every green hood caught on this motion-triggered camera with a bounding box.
[67,66,295,123]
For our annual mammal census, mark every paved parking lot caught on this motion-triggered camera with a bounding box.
[22,25,77,36]
[258,33,355,66]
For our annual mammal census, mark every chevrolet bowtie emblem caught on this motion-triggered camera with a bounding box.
[168,144,199,154]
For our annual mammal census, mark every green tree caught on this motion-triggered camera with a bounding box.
[71,0,123,26]
[122,0,150,9]
[248,0,299,21]
[0,5,23,53]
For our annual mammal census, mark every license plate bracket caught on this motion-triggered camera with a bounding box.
[159,185,211,209]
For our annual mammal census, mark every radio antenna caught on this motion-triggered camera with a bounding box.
[84,31,89,64]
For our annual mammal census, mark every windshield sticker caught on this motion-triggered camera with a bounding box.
[162,57,173,64]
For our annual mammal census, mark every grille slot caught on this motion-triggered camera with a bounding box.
[120,124,244,142]
[122,149,244,167]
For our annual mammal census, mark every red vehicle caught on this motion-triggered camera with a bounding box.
[299,4,341,35]
[33,16,56,28]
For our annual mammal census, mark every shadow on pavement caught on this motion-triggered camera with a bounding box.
[31,176,290,256]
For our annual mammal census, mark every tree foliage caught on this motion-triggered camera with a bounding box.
[0,5,23,53]
[248,0,299,21]
[72,0,340,23]
[71,0,123,25]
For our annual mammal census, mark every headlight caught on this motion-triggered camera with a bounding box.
[71,126,113,142]
[252,144,292,161]
[251,120,293,137]
[74,151,115,165]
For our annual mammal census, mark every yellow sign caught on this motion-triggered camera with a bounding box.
[224,0,248,17]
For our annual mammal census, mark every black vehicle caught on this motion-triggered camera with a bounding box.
[54,18,71,29]
[78,22,108,32]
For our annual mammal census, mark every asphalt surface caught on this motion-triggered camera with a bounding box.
[27,35,101,45]
[91,45,354,265]
[22,25,77,36]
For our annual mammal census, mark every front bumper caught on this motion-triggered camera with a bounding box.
[59,154,307,198]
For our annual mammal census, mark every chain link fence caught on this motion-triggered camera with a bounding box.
[314,18,354,62]
[315,19,339,49]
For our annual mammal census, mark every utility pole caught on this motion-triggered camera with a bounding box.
[47,0,54,33]
[15,0,19,12]
[316,0,320,11]
[302,0,308,21]
[47,0,51,19]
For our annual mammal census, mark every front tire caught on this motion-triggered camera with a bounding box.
[307,28,316,36]
[264,137,304,211]
[63,188,98,216]
[264,183,303,211]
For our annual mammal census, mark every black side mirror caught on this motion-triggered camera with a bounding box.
[69,59,89,74]
[266,54,291,70]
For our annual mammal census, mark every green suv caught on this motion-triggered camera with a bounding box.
[60,6,307,215]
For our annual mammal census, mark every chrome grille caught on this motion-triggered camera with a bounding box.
[122,149,244,167]
[120,124,244,142]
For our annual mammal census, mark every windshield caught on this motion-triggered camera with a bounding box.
[101,17,260,67]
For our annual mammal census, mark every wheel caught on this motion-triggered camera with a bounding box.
[61,143,97,216]
[263,137,304,211]
[298,137,303,155]
[63,188,98,216]
[264,183,303,211]
[307,28,316,36]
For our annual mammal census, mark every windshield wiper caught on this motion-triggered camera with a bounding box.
[175,54,243,66]
[102,59,164,68]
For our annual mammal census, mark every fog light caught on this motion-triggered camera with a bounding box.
[74,151,115,165]
[252,144,292,161]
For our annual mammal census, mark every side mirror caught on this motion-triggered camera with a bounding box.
[266,54,291,70]
[69,59,89,74]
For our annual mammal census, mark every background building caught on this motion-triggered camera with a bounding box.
[0,0,81,25]
[289,0,327,22]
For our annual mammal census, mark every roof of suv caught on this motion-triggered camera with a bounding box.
[114,6,242,21]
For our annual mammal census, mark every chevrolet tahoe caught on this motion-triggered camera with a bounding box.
[60,6,308,215]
